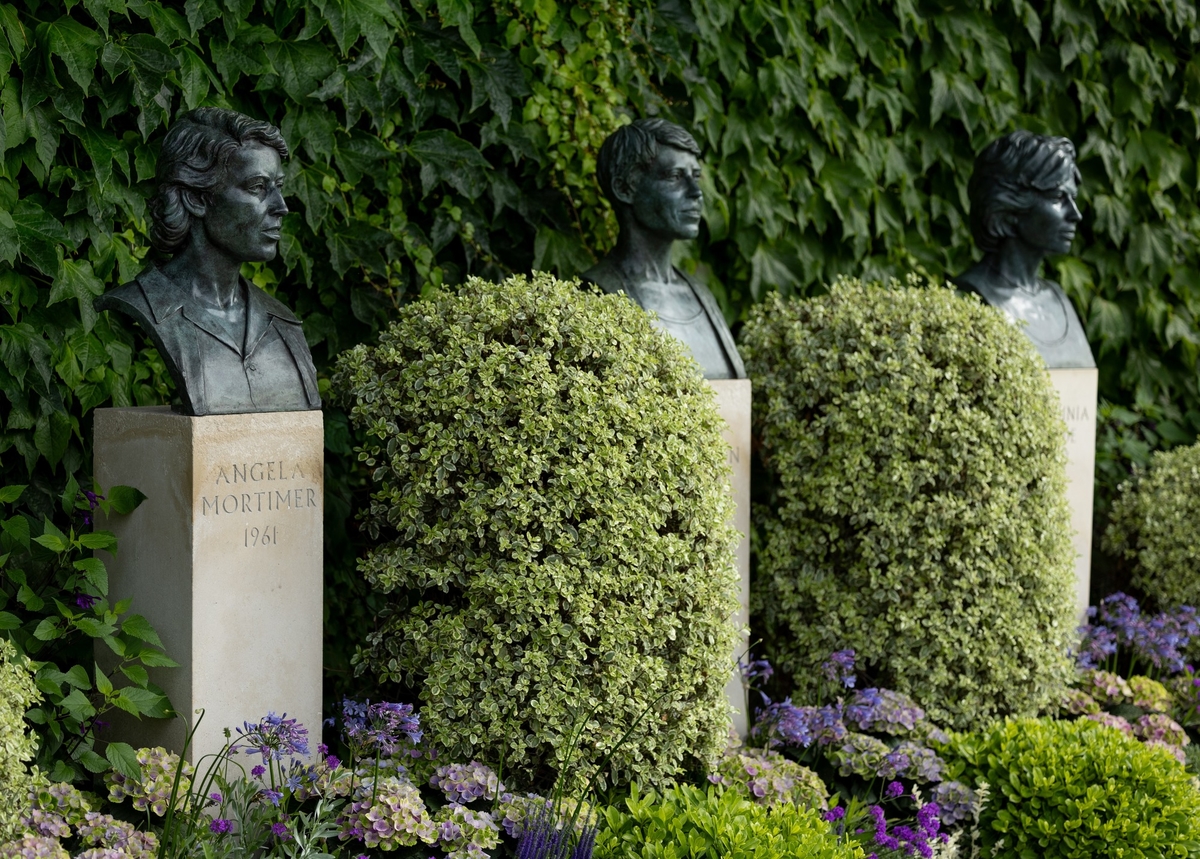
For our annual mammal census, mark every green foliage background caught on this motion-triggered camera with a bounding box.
[3,0,1200,722]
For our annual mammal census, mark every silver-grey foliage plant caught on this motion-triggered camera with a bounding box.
[743,276,1076,730]
[333,272,739,788]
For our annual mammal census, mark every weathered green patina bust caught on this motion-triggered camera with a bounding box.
[95,108,320,416]
[583,119,745,379]
[954,130,1095,369]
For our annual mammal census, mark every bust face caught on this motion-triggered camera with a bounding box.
[628,145,704,241]
[201,143,288,264]
[1015,174,1080,256]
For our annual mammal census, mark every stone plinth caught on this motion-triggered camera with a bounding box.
[709,379,751,736]
[94,407,323,763]
[1047,368,1097,621]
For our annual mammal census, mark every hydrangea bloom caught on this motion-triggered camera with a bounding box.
[930,781,977,826]
[25,783,90,833]
[432,803,501,859]
[76,814,156,859]
[0,835,69,859]
[831,733,890,778]
[18,812,68,840]
[892,741,945,783]
[431,762,504,804]
[232,712,310,763]
[1145,739,1188,764]
[1134,713,1189,747]
[104,748,193,816]
[844,689,924,734]
[1083,670,1132,705]
[340,775,436,849]
[709,746,827,810]
[1060,688,1101,715]
[1128,676,1174,713]
[1084,712,1134,734]
[753,700,846,748]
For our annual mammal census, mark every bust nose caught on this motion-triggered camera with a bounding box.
[268,186,289,217]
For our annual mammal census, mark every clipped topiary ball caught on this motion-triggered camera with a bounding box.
[743,276,1076,730]
[332,272,739,789]
[1104,441,1200,610]
[944,717,1200,856]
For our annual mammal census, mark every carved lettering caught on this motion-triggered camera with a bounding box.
[215,466,231,485]
[307,488,316,507]
[268,461,277,480]
[292,463,306,480]
[202,496,218,516]
[250,462,264,481]
[233,463,247,483]
[222,495,238,514]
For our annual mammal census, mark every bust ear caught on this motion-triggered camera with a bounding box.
[610,173,637,207]
[180,189,207,219]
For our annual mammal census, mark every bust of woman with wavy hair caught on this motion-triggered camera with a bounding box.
[95,108,320,416]
[954,130,1095,369]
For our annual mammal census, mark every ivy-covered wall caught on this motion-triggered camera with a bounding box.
[2,0,1199,708]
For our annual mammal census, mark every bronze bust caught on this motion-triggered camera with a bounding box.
[96,108,321,416]
[583,119,745,379]
[954,131,1095,369]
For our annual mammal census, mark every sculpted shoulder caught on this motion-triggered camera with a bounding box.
[580,257,626,296]
[250,284,302,325]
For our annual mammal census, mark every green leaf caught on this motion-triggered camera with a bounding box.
[10,200,68,277]
[107,485,147,515]
[0,484,25,503]
[95,663,113,696]
[76,749,109,773]
[115,686,169,717]
[0,610,18,629]
[33,617,61,641]
[74,616,117,637]
[73,557,109,595]
[60,688,95,721]
[137,649,179,668]
[105,741,141,779]
[77,532,117,550]
[41,16,104,94]
[121,614,164,647]
[119,664,149,686]
[33,530,67,553]
[49,256,105,333]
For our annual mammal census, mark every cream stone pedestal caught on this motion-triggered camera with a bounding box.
[709,379,751,736]
[1047,368,1098,621]
[94,407,323,763]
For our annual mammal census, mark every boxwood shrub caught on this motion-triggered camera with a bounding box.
[1104,441,1200,610]
[743,277,1076,730]
[943,717,1200,856]
[332,272,739,789]
[594,784,863,859]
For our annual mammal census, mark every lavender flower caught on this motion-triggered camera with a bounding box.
[232,712,310,763]
[883,781,904,799]
[209,819,232,834]
[821,649,857,689]
[513,804,596,859]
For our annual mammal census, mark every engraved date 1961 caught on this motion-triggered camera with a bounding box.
[245,525,278,547]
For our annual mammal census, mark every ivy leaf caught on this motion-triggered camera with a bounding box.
[404,129,489,198]
[10,200,67,277]
[41,16,104,94]
[0,210,17,266]
[77,127,128,190]
[266,40,337,102]
[49,256,105,333]
[176,47,218,110]
[437,0,481,58]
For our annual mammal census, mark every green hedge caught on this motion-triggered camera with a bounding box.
[4,0,1200,709]
[332,273,739,790]
[944,718,1200,857]
[744,278,1077,730]
[1105,441,1200,610]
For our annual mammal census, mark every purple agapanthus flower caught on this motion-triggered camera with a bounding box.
[341,699,423,757]
[821,649,857,689]
[233,712,310,763]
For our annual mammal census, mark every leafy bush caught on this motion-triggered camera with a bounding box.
[1105,442,1200,610]
[944,717,1200,857]
[594,783,862,859]
[333,272,739,789]
[0,638,39,842]
[744,278,1077,730]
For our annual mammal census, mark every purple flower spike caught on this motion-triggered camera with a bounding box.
[209,819,232,834]
[883,780,904,799]
[821,649,857,689]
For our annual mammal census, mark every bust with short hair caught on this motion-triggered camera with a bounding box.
[583,118,744,379]
[954,130,1095,369]
[95,108,321,416]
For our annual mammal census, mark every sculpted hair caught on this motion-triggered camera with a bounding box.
[596,118,701,207]
[149,108,289,254]
[968,130,1080,253]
